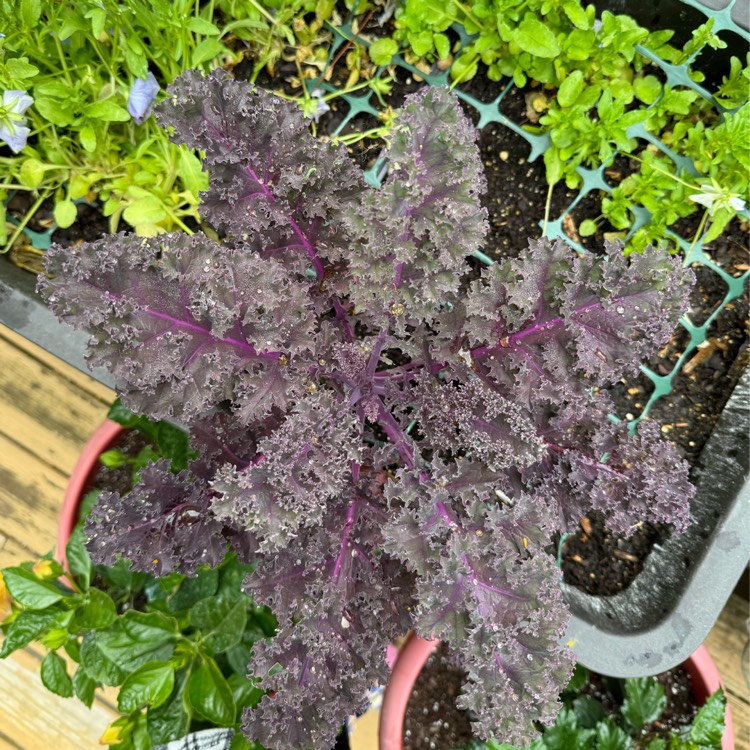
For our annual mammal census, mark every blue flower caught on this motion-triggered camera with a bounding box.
[127,72,160,124]
[0,89,34,153]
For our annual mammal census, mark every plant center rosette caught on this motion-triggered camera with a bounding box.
[38,70,695,750]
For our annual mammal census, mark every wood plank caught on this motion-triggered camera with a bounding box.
[0,645,117,749]
[706,594,750,750]
[0,433,69,559]
[0,531,39,569]
[0,334,112,475]
[0,324,114,406]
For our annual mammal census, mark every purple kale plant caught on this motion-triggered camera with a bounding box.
[38,70,695,749]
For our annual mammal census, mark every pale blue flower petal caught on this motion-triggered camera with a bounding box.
[3,89,34,115]
[0,122,30,153]
[128,72,160,124]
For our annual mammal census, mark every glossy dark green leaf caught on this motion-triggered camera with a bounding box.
[76,588,117,629]
[169,567,219,612]
[65,526,93,590]
[690,688,726,747]
[597,720,633,750]
[573,695,606,728]
[622,677,667,732]
[41,651,74,697]
[118,660,175,712]
[147,669,192,745]
[187,658,236,727]
[121,610,179,641]
[189,594,248,655]
[80,632,128,686]
[0,608,61,658]
[156,422,191,471]
[73,666,97,707]
[96,626,174,672]
[228,672,264,715]
[2,567,66,609]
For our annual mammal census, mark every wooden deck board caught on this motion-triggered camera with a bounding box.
[0,324,747,749]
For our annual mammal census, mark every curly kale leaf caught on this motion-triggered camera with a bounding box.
[462,238,693,401]
[241,465,415,749]
[383,460,574,745]
[157,70,364,276]
[342,86,488,323]
[211,393,363,549]
[38,233,314,423]
[524,404,694,534]
[84,460,227,576]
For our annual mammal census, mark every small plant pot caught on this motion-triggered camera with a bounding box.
[56,419,125,566]
[379,635,734,750]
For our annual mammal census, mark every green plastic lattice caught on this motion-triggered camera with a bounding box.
[314,1,749,428]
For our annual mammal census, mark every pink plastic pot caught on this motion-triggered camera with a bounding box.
[56,419,126,567]
[379,635,734,750]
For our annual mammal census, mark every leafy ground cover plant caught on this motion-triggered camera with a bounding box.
[38,70,696,749]
[0,407,276,750]
[0,0,344,248]
[381,0,750,254]
[460,666,727,750]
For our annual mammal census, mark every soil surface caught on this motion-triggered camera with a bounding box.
[403,643,474,750]
[403,645,699,749]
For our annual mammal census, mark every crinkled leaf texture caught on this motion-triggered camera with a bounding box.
[37,68,696,750]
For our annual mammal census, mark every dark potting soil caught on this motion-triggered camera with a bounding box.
[549,512,670,596]
[90,429,151,496]
[402,643,474,750]
[403,643,699,749]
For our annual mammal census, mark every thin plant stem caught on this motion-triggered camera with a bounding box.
[3,188,52,254]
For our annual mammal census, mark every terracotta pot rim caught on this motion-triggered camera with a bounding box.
[57,419,126,567]
[379,635,734,750]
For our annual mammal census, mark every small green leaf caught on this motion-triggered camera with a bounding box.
[41,651,74,697]
[80,125,97,153]
[633,75,662,105]
[191,38,227,67]
[99,449,129,468]
[86,7,106,38]
[574,695,606,728]
[73,667,97,707]
[2,567,65,609]
[155,422,191,471]
[579,219,598,236]
[122,195,168,227]
[690,688,726,746]
[87,99,131,122]
[187,657,236,726]
[54,200,78,229]
[76,588,117,629]
[622,677,667,732]
[189,594,248,655]
[19,158,45,188]
[188,17,221,35]
[434,33,451,60]
[596,719,632,750]
[107,399,140,427]
[0,608,61,658]
[118,661,175,712]
[7,57,39,79]
[20,0,42,27]
[513,15,561,58]
[176,147,208,198]
[558,70,585,108]
[369,38,398,66]
[561,0,590,30]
